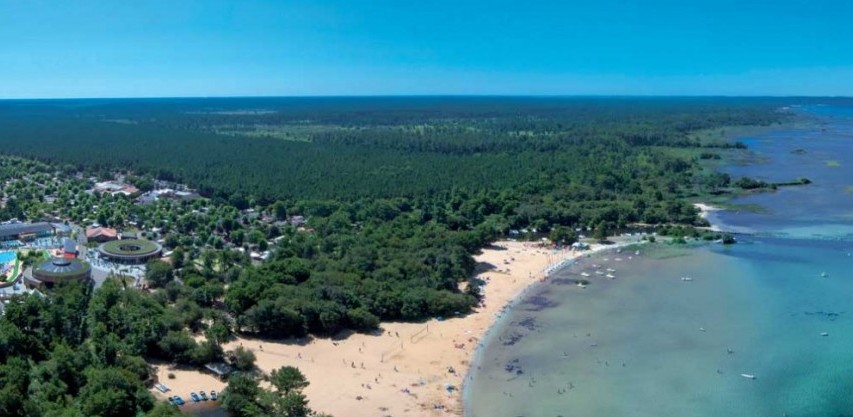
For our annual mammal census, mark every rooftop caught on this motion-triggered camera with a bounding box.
[35,258,90,277]
[0,222,53,236]
[85,227,117,238]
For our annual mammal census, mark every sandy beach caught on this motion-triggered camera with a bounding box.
[150,240,615,416]
[694,203,722,231]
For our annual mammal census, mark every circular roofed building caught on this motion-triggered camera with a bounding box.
[24,258,92,288]
[98,239,162,264]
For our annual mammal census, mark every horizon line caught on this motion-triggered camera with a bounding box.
[1,93,852,101]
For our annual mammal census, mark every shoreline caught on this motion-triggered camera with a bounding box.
[694,202,723,232]
[460,239,641,417]
[149,239,638,416]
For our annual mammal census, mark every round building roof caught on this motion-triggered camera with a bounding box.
[98,239,162,259]
[33,258,91,280]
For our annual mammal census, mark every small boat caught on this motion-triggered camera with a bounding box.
[821,272,828,277]
[606,274,615,279]
[821,332,829,337]
[635,250,640,255]
[606,268,616,272]
[740,374,756,380]
[580,272,591,277]
[576,282,587,289]
[681,276,693,282]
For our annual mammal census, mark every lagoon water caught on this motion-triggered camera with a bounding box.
[465,105,853,417]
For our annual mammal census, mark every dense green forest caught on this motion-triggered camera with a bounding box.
[0,98,798,338]
[0,97,785,203]
[0,97,803,416]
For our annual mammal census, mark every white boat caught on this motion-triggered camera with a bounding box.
[681,276,693,282]
[606,274,615,279]
[576,282,587,288]
[821,272,828,277]
[581,272,591,277]
[606,268,616,272]
[595,271,604,275]
[821,332,829,337]
[740,374,756,380]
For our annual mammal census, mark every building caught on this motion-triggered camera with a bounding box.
[63,238,78,259]
[0,222,55,242]
[93,181,139,196]
[50,223,73,237]
[137,189,201,205]
[85,227,118,243]
[23,258,92,289]
[203,362,234,380]
[97,239,163,264]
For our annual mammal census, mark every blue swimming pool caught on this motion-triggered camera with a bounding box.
[0,251,17,263]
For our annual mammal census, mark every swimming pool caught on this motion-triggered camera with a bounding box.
[0,251,17,263]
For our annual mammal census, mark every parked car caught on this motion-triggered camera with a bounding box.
[199,390,208,401]
[210,390,218,401]
[190,392,200,402]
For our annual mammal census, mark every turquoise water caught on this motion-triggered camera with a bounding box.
[465,105,853,416]
[0,251,16,263]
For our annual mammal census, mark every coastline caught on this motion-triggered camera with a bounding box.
[694,202,723,232]
[150,239,634,416]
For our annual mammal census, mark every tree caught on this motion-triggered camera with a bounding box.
[78,367,152,417]
[157,331,198,364]
[548,225,577,245]
[147,401,184,417]
[221,373,263,417]
[593,221,610,242]
[269,366,309,396]
[145,259,174,288]
[265,391,312,417]
[171,246,185,270]
[346,308,379,332]
[229,346,256,371]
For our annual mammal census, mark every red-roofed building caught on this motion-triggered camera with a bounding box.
[85,227,118,243]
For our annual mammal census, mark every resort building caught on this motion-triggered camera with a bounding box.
[63,238,78,259]
[85,227,118,243]
[93,181,139,196]
[97,239,163,264]
[23,258,92,289]
[0,222,55,242]
[50,223,73,237]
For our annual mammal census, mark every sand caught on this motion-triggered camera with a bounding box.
[149,240,614,416]
[149,361,226,400]
[694,203,723,231]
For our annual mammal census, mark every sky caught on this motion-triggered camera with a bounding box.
[1,0,852,98]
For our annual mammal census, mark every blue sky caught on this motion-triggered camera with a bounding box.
[1,0,852,98]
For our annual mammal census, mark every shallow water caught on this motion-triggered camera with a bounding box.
[465,104,853,417]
